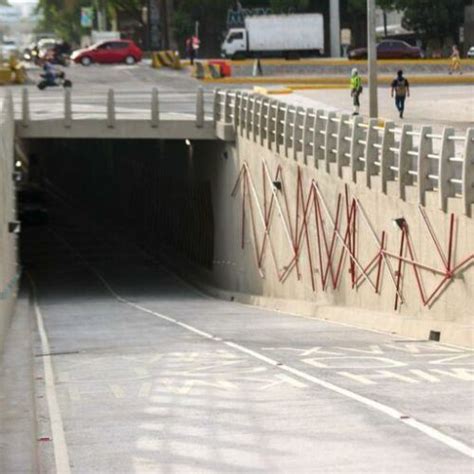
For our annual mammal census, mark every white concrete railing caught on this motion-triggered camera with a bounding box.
[19,86,212,128]
[213,90,474,217]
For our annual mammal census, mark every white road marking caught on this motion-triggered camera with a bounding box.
[114,297,474,459]
[29,276,72,474]
[42,229,474,460]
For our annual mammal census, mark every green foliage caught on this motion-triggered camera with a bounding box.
[270,0,309,13]
[396,0,464,47]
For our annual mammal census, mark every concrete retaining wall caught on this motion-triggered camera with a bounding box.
[0,94,18,357]
[192,131,474,347]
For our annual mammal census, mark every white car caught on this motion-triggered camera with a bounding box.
[467,46,474,58]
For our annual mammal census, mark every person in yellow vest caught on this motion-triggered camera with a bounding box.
[449,45,462,75]
[350,68,363,116]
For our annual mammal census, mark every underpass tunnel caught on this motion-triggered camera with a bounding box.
[17,138,216,282]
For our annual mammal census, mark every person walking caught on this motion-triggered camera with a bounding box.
[391,69,410,119]
[350,68,362,116]
[448,45,462,75]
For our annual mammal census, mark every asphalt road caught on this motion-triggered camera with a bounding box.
[10,194,473,474]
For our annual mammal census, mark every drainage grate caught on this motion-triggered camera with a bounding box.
[429,330,441,342]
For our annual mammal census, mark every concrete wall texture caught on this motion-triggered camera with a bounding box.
[0,94,17,355]
[196,92,474,347]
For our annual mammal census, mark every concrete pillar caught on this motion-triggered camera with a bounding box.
[245,95,253,139]
[64,88,72,128]
[21,88,29,128]
[151,88,159,128]
[462,128,474,216]
[267,99,276,151]
[233,92,240,130]
[252,96,260,142]
[239,92,248,137]
[302,108,313,166]
[398,124,413,201]
[293,106,304,161]
[417,126,433,206]
[329,0,341,57]
[107,89,115,129]
[275,103,288,154]
[380,121,395,193]
[350,116,365,183]
[259,97,269,146]
[336,113,351,178]
[364,118,379,188]
[439,127,456,212]
[312,109,326,169]
[196,86,204,128]
[283,105,292,158]
[324,111,337,173]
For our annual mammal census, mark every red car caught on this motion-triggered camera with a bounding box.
[348,40,422,60]
[71,40,143,66]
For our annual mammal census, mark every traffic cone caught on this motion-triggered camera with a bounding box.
[252,58,263,77]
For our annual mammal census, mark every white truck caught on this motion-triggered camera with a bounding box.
[221,14,324,59]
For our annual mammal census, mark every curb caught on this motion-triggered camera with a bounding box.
[204,74,474,86]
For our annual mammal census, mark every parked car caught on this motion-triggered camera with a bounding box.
[71,40,143,66]
[467,46,474,58]
[348,40,422,60]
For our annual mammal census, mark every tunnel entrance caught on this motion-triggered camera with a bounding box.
[18,138,215,277]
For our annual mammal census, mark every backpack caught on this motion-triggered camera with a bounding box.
[395,78,407,96]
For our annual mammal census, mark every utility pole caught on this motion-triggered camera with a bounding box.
[329,0,341,57]
[367,0,378,118]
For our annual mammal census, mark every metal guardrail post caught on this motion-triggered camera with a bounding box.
[380,121,395,193]
[196,86,204,128]
[21,88,30,128]
[336,113,350,179]
[398,124,413,201]
[364,118,379,188]
[107,89,115,128]
[302,108,313,166]
[439,127,456,212]
[350,116,364,182]
[312,109,325,169]
[64,88,72,128]
[151,88,159,128]
[324,111,337,173]
[462,128,474,216]
[417,126,433,206]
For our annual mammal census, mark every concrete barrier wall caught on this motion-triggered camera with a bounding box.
[0,94,18,356]
[193,95,474,347]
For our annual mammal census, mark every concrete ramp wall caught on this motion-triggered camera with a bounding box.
[195,92,474,347]
[0,94,17,356]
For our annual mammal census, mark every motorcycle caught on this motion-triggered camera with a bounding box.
[37,70,72,90]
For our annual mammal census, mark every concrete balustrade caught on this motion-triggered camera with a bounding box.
[214,90,474,217]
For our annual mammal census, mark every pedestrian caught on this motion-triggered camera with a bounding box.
[350,68,362,116]
[448,45,462,75]
[391,69,410,119]
[186,36,195,65]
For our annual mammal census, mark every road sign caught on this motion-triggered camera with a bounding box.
[81,7,93,28]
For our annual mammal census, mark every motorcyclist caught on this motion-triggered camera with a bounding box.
[42,57,57,85]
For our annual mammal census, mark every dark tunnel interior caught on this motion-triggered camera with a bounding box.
[18,139,215,279]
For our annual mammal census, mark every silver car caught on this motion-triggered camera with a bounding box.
[468,46,474,58]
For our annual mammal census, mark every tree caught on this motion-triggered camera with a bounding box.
[395,0,464,48]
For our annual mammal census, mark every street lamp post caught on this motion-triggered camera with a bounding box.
[330,0,341,57]
[367,0,378,118]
